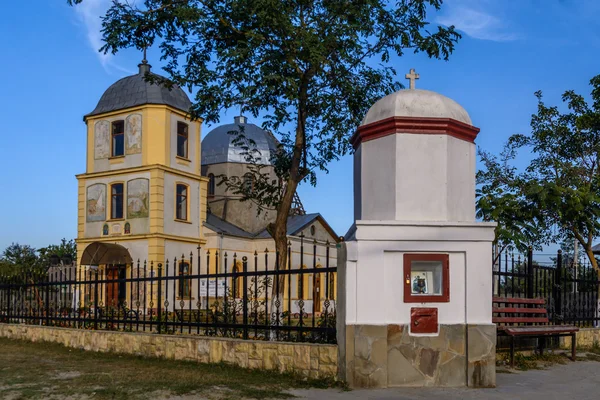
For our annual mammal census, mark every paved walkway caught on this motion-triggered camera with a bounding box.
[290,361,600,400]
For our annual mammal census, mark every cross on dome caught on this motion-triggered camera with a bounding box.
[405,68,419,90]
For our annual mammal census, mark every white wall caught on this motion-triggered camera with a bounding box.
[342,221,495,331]
[356,133,476,223]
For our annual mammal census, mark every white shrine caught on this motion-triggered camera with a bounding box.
[337,70,497,388]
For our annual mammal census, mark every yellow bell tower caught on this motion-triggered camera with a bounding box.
[76,59,207,268]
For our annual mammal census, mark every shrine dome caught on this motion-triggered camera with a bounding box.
[360,89,472,126]
[201,116,279,166]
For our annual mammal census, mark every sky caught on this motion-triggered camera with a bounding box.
[0,0,599,253]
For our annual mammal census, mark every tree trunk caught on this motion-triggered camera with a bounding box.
[266,98,308,339]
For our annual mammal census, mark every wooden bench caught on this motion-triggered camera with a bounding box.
[493,297,579,367]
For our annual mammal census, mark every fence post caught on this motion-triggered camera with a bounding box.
[554,250,563,324]
[7,275,12,324]
[45,272,50,327]
[157,263,163,334]
[242,256,248,340]
[527,246,534,298]
[94,270,99,330]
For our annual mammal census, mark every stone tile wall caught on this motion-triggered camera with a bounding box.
[560,328,600,349]
[344,324,495,388]
[0,324,338,379]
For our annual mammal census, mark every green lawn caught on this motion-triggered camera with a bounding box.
[0,337,341,400]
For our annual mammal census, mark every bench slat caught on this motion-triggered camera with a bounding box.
[504,326,579,336]
[493,307,547,314]
[493,317,549,324]
[493,297,545,305]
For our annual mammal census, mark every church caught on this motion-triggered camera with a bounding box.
[75,58,339,312]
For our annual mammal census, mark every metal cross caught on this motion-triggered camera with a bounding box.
[405,68,420,90]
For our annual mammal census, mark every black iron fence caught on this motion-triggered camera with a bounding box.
[0,241,337,344]
[493,248,600,327]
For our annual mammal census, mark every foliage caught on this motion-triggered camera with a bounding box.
[67,0,461,287]
[38,238,76,267]
[477,75,600,271]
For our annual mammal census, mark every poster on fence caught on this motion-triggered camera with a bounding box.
[199,279,226,297]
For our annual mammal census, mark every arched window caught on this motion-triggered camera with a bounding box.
[243,173,254,193]
[176,184,188,221]
[111,120,125,157]
[233,263,243,298]
[178,260,191,298]
[297,265,306,299]
[110,183,124,219]
[208,174,216,196]
[177,122,189,158]
[329,272,336,300]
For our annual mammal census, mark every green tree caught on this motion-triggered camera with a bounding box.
[38,238,76,267]
[0,243,39,275]
[68,0,460,299]
[478,75,600,272]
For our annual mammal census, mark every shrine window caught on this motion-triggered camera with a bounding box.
[403,254,449,303]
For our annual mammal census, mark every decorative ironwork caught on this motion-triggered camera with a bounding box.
[493,248,600,328]
[0,243,337,344]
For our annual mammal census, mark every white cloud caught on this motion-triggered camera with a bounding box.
[436,1,518,42]
[71,0,135,74]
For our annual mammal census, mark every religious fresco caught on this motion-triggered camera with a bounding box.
[127,178,149,219]
[86,184,106,222]
[126,114,142,154]
[94,121,110,159]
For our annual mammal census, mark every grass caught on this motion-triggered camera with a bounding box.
[0,337,343,400]
[497,351,569,371]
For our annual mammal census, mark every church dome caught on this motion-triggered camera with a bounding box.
[202,116,279,166]
[361,89,472,126]
[85,62,192,118]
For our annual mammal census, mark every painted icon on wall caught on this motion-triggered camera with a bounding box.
[87,183,107,222]
[102,224,109,236]
[124,222,131,235]
[411,272,432,295]
[127,178,149,219]
[126,114,142,155]
[94,120,110,159]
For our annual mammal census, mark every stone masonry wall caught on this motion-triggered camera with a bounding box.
[344,324,495,388]
[560,328,600,349]
[0,324,338,379]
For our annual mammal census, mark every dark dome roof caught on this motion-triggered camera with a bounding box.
[85,63,192,118]
[202,116,279,166]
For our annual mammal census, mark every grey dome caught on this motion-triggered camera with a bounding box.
[202,116,278,166]
[85,63,192,118]
[361,89,472,126]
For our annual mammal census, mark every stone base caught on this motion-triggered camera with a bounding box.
[343,324,495,388]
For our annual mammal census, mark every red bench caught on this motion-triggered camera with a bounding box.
[493,297,579,367]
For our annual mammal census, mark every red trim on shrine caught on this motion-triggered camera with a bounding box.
[350,116,480,149]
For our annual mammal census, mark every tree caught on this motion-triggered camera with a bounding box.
[478,75,600,272]
[0,243,39,276]
[38,238,77,267]
[68,0,460,302]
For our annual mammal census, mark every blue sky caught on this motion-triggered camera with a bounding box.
[0,0,599,252]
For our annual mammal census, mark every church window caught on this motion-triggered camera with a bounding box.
[208,174,216,196]
[110,183,124,219]
[329,272,335,300]
[243,173,254,193]
[297,265,306,299]
[176,184,188,221]
[178,261,191,298]
[177,122,188,159]
[112,120,125,157]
